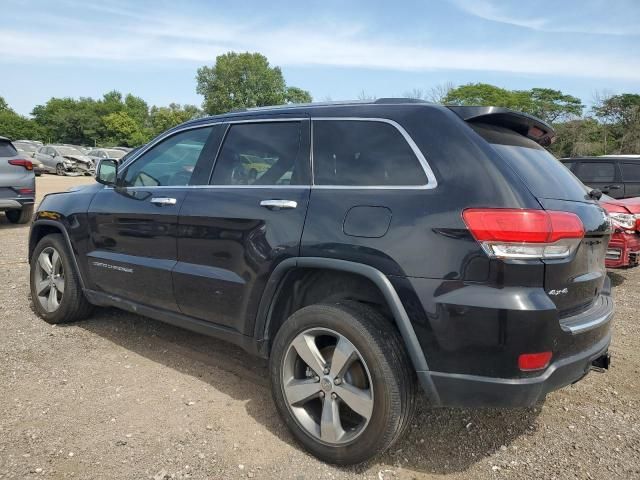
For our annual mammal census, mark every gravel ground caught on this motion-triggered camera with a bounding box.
[0,175,639,480]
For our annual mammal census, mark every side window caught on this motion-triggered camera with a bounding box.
[578,162,615,183]
[312,120,428,186]
[621,162,640,182]
[562,161,575,172]
[123,127,213,187]
[211,122,308,186]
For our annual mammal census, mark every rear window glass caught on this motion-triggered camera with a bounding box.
[472,124,588,201]
[621,162,640,182]
[313,120,427,186]
[578,162,616,183]
[0,141,18,157]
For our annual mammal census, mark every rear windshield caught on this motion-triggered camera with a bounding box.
[472,123,589,202]
[0,141,18,157]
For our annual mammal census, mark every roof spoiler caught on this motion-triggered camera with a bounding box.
[447,106,555,147]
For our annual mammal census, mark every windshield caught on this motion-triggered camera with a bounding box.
[56,146,85,156]
[472,123,590,202]
[104,149,126,159]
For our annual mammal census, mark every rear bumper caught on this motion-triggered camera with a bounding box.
[419,332,611,407]
[0,197,34,210]
[605,232,640,268]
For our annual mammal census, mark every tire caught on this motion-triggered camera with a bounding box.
[30,233,94,324]
[270,301,416,465]
[5,205,34,224]
[56,163,65,176]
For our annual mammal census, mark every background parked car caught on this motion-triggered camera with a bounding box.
[562,155,640,199]
[34,145,95,175]
[87,148,127,163]
[13,141,45,176]
[0,136,35,224]
[600,194,640,268]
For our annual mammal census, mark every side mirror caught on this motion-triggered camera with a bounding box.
[96,159,118,186]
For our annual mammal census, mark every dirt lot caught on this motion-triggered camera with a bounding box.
[0,175,639,480]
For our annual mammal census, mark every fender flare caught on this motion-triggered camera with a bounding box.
[255,257,440,404]
[30,219,87,290]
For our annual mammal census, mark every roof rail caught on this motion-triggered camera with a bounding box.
[373,98,430,104]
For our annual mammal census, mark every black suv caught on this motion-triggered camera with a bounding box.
[28,100,613,464]
[561,155,640,199]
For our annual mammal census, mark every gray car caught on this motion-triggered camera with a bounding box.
[87,148,127,164]
[34,145,95,176]
[0,137,35,224]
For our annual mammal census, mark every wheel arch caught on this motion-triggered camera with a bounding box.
[29,219,86,290]
[255,257,440,404]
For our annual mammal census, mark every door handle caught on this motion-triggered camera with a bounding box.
[150,197,177,206]
[604,185,621,190]
[260,199,297,210]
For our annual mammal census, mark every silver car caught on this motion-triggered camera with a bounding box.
[34,145,95,176]
[0,137,35,224]
[87,148,127,164]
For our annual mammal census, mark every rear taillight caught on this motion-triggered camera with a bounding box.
[8,159,33,171]
[518,351,552,371]
[462,208,584,259]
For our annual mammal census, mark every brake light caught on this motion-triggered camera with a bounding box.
[518,352,552,371]
[462,209,584,259]
[8,159,33,171]
[18,188,34,195]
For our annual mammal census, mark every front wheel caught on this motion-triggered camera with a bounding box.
[56,163,66,176]
[270,302,416,465]
[30,234,94,323]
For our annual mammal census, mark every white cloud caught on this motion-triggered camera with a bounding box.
[450,0,640,36]
[1,5,639,81]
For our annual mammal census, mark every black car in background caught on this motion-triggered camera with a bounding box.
[28,100,613,464]
[561,155,640,199]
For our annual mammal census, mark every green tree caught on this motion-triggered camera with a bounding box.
[528,88,583,123]
[196,52,312,114]
[102,111,146,147]
[149,103,201,137]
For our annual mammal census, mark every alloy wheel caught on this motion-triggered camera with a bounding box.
[282,327,374,445]
[34,247,65,313]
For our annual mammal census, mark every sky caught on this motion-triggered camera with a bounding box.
[1,0,640,116]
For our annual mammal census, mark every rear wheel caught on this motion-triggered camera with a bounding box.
[56,163,65,176]
[30,234,94,324]
[270,301,416,465]
[5,205,33,224]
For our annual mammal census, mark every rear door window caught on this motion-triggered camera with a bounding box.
[312,120,428,186]
[0,141,18,157]
[210,122,309,186]
[578,162,616,183]
[472,123,588,201]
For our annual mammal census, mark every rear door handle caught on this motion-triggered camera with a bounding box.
[260,199,297,210]
[150,197,177,206]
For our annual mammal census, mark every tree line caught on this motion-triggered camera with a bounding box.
[1,51,638,157]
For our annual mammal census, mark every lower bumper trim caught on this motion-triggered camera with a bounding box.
[418,333,611,408]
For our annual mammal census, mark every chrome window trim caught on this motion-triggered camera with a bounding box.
[116,115,438,191]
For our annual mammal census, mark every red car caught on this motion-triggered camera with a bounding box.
[600,195,640,268]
